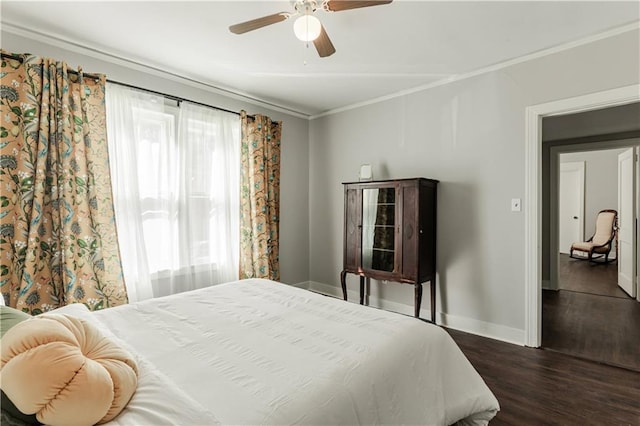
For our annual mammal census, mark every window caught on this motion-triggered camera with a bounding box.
[106,83,240,300]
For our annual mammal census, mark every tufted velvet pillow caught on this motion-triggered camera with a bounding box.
[0,314,138,425]
[0,306,40,424]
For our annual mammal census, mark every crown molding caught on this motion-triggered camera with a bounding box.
[310,21,640,120]
[1,22,312,120]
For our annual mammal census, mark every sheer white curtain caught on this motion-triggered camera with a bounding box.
[170,102,240,296]
[106,83,240,301]
[106,84,159,302]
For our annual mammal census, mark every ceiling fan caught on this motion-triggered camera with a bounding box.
[229,0,393,58]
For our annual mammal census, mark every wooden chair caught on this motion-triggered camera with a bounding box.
[569,209,617,263]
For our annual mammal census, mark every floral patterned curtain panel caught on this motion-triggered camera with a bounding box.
[239,111,282,281]
[0,51,127,314]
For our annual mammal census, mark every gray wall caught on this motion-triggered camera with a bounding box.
[309,29,639,338]
[1,30,311,286]
[561,148,627,242]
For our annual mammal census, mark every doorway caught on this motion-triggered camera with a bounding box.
[524,87,640,350]
[543,133,640,371]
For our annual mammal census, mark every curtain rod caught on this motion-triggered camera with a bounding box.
[1,52,253,119]
[107,79,251,118]
[1,51,103,80]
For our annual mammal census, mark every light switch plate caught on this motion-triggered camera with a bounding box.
[511,198,521,212]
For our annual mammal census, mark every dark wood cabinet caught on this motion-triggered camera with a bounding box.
[340,178,438,322]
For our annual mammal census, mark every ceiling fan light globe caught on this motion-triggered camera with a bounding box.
[293,15,322,41]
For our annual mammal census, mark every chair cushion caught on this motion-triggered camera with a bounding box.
[571,241,610,254]
[592,211,616,245]
[0,314,138,425]
[571,241,595,252]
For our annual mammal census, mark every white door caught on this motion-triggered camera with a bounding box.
[618,147,637,298]
[559,162,585,255]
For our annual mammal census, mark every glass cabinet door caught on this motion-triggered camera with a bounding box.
[361,187,395,272]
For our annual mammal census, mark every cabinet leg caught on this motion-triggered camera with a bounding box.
[340,270,348,301]
[430,279,436,324]
[359,276,365,305]
[415,283,423,318]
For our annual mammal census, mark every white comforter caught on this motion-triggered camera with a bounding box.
[58,279,499,425]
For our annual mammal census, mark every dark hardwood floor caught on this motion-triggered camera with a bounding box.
[544,254,640,371]
[542,290,640,371]
[558,253,627,298]
[447,328,640,425]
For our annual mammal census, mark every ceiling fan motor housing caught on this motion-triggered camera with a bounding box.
[293,0,319,15]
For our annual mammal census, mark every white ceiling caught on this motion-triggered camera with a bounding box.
[2,1,638,117]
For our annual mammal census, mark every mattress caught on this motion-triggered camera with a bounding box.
[57,278,499,425]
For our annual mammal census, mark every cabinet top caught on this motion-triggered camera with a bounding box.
[342,177,439,185]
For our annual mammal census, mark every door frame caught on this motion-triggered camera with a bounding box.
[524,84,640,347]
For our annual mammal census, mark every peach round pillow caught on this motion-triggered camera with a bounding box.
[0,314,138,425]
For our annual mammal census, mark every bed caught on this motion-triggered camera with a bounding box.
[48,278,499,425]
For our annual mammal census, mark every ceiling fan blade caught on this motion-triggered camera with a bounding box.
[229,12,290,34]
[324,0,392,12]
[313,25,336,58]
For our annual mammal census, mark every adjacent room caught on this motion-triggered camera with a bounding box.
[1,1,639,425]
[540,104,640,372]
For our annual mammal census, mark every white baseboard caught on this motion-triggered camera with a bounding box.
[290,281,311,290]
[307,281,525,346]
[308,281,343,297]
[438,312,525,346]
